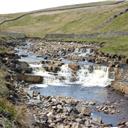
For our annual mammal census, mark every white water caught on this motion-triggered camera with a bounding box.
[77,65,112,87]
[30,84,48,88]
[20,46,114,88]
[29,63,114,88]
[71,48,93,57]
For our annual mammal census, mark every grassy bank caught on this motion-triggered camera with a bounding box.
[0,44,15,127]
[46,36,128,57]
[0,97,28,128]
[0,36,28,127]
[0,34,10,95]
[0,69,9,96]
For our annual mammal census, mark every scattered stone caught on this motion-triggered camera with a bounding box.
[96,104,118,114]
[1,39,128,128]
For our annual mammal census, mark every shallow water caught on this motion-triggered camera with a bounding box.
[29,84,128,126]
[16,42,128,126]
[30,85,108,103]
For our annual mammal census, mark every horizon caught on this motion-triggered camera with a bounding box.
[0,0,107,14]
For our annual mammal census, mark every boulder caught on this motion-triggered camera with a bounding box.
[14,74,43,83]
[42,60,51,64]
[126,58,128,64]
[114,67,122,80]
[5,82,15,90]
[87,56,95,63]
[77,107,91,116]
[68,64,80,72]
[88,65,94,73]
[15,61,32,73]
[17,61,29,69]
[44,65,60,73]
[111,81,128,95]
[68,64,79,82]
[69,107,79,115]
[20,54,28,57]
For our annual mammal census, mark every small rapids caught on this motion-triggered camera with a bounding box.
[15,41,128,127]
[20,43,115,95]
[30,63,114,87]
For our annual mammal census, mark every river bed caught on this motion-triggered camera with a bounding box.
[15,41,128,127]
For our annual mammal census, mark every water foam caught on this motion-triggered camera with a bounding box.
[30,63,114,88]
[77,65,112,87]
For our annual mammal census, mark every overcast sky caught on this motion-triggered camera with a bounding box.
[0,0,108,14]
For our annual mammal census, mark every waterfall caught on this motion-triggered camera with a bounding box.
[27,45,114,88]
[58,64,72,81]
[29,63,114,87]
[77,65,112,87]
[29,63,68,86]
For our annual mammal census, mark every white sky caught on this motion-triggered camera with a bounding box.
[0,0,108,14]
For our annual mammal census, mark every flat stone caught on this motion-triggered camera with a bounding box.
[15,74,43,83]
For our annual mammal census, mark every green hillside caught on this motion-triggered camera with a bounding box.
[0,1,128,36]
[0,0,128,56]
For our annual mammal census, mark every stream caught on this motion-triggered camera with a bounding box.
[15,41,128,127]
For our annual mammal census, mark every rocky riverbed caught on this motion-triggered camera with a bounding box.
[0,38,128,128]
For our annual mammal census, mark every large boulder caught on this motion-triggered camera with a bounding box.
[14,74,43,83]
[17,61,29,69]
[15,61,32,73]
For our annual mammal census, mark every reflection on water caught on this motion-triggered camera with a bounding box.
[30,85,108,103]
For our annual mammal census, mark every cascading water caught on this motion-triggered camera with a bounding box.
[29,63,113,87]
[72,47,93,57]
[77,65,112,87]
[17,43,115,101]
[16,41,128,126]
